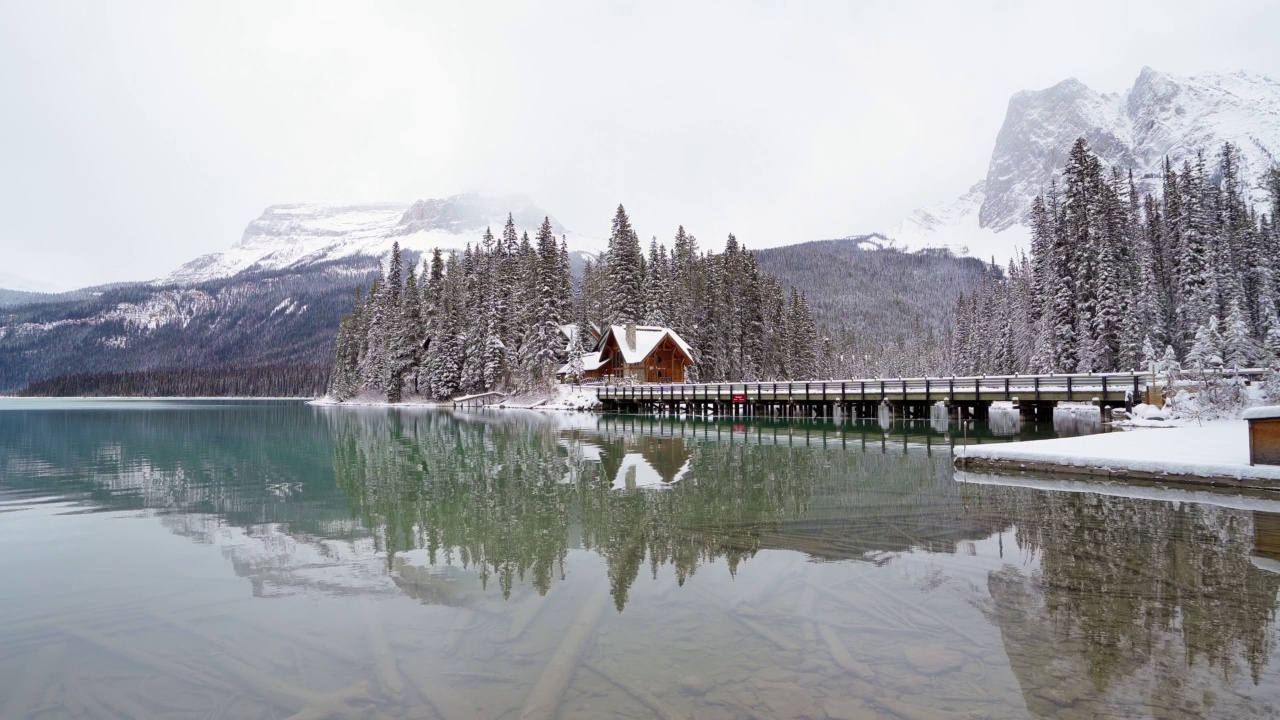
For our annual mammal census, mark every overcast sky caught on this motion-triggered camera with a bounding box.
[3,1,1279,291]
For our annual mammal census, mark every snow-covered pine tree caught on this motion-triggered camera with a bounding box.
[1221,300,1257,370]
[605,205,645,326]
[1186,316,1224,370]
[399,263,425,395]
[528,217,565,388]
[1264,315,1280,369]
[358,274,388,395]
[643,237,672,327]
[1179,155,1216,340]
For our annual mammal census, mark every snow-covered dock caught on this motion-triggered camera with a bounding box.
[953,421,1280,488]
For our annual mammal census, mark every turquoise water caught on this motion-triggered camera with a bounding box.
[0,399,1277,719]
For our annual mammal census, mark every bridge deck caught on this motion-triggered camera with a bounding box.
[597,372,1155,406]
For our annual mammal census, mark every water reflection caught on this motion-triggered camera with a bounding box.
[2,402,1279,719]
[1052,404,1103,437]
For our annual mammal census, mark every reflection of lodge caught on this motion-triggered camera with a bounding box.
[558,323,694,384]
[586,434,694,490]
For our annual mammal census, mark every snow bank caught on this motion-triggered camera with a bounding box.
[537,385,601,411]
[955,470,1280,513]
[955,421,1280,482]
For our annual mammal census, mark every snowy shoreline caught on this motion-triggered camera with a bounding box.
[0,396,312,402]
[955,420,1280,488]
[310,385,603,412]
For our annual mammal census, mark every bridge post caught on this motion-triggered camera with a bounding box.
[1067,376,1073,401]
[1102,376,1108,403]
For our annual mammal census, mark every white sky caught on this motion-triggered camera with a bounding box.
[2,0,1278,291]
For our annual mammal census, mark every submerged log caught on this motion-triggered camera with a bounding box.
[362,602,406,697]
[441,609,477,657]
[519,581,611,720]
[402,656,491,720]
[585,663,682,720]
[1,642,66,719]
[817,624,875,681]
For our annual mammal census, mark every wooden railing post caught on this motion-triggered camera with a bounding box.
[1067,376,1073,401]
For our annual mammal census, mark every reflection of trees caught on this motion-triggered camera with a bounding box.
[329,412,817,610]
[985,490,1280,715]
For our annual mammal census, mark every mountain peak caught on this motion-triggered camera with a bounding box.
[165,194,592,285]
[396,193,567,237]
[888,67,1280,262]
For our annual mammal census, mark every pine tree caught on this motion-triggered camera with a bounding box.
[1264,316,1280,368]
[1221,300,1257,369]
[1186,316,1224,370]
[605,204,645,325]
[399,262,425,395]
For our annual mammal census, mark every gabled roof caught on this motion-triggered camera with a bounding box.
[602,325,693,365]
[556,350,606,376]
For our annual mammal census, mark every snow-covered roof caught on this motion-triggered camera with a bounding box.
[1244,406,1280,420]
[556,351,605,376]
[610,453,691,491]
[603,325,693,365]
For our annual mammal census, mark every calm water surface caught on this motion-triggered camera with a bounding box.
[1,399,1279,719]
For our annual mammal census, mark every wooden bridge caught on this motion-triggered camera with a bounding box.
[596,371,1264,420]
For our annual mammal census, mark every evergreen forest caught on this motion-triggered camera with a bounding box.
[329,205,823,401]
[952,138,1280,376]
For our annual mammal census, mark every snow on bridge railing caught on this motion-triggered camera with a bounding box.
[597,368,1272,401]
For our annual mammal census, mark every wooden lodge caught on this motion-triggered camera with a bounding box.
[558,323,694,384]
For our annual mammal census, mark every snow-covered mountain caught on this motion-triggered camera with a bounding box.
[887,67,1280,262]
[166,193,600,285]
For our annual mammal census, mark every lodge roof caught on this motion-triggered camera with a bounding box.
[600,325,693,365]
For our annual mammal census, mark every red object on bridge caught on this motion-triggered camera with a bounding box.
[731,393,747,403]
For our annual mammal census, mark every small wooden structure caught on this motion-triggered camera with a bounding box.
[1244,406,1280,466]
[557,323,694,384]
[453,391,506,409]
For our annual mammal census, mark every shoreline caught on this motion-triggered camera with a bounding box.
[0,396,313,401]
[953,420,1280,490]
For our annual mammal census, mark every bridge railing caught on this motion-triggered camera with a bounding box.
[595,368,1271,403]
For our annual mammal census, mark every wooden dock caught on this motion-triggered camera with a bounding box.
[452,391,507,409]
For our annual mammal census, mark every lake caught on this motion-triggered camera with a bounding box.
[1,399,1278,719]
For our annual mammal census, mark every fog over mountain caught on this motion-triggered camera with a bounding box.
[886,67,1280,262]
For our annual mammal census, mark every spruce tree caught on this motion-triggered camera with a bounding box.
[605,204,645,325]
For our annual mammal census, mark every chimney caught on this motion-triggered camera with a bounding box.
[625,322,637,352]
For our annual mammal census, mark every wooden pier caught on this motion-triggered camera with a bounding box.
[597,372,1158,420]
[452,391,507,409]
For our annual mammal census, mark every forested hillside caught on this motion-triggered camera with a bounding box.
[18,365,329,397]
[330,206,824,402]
[954,138,1280,375]
[0,267,372,394]
[756,239,993,377]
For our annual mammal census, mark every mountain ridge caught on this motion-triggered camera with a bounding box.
[886,67,1280,261]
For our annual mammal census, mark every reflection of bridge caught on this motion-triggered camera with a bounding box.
[598,370,1268,420]
[586,414,1043,455]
